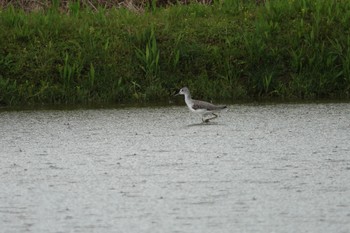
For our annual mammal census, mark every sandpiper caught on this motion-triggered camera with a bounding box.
[176,87,227,123]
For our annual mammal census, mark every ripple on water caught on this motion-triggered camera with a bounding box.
[1,103,350,233]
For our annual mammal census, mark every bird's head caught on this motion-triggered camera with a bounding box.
[176,87,189,96]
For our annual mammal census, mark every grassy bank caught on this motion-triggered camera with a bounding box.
[1,0,350,106]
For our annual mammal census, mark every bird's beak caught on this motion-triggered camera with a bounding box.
[174,92,180,96]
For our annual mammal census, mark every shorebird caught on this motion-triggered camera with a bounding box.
[176,87,227,123]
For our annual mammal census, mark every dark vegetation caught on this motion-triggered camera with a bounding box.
[1,0,350,106]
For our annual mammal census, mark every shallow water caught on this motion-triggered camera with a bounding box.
[1,103,350,233]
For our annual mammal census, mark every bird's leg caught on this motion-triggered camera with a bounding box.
[203,113,218,123]
[207,113,218,122]
[202,116,210,123]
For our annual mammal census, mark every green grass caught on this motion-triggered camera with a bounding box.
[1,0,350,106]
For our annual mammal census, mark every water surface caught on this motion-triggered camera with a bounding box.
[1,103,350,233]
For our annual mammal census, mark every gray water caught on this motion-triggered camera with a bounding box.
[1,103,350,233]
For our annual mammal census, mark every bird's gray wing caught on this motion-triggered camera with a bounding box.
[192,100,226,111]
